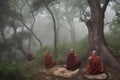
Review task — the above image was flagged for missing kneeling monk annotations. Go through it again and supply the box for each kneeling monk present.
[86,50,105,75]
[66,49,81,71]
[44,50,56,68]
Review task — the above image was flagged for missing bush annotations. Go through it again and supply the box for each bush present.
[0,62,25,80]
[105,33,120,55]
[75,36,88,57]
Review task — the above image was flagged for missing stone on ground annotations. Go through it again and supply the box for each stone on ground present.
[85,73,107,79]
[51,65,79,78]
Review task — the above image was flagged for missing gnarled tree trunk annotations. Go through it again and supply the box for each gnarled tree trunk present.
[86,0,120,70]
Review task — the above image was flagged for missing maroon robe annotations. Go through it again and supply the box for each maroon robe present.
[66,52,81,71]
[27,53,35,61]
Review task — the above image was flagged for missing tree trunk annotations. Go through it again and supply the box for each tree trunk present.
[26,0,36,52]
[52,6,61,45]
[16,0,42,48]
[56,26,60,45]
[86,0,120,70]
[0,28,5,41]
[28,37,32,52]
[70,23,76,44]
[17,38,28,56]
[42,0,58,58]
[65,7,77,44]
[0,52,1,62]
[21,21,42,48]
[65,14,76,44]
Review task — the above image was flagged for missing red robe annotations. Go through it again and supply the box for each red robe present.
[66,52,81,71]
[44,53,56,68]
[86,55,105,74]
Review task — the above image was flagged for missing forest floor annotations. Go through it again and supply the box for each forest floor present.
[29,57,120,80]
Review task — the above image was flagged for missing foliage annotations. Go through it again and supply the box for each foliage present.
[32,0,57,11]
[0,0,35,60]
[0,61,36,80]
[105,33,120,56]
[109,12,120,35]
[0,62,25,80]
[109,2,120,35]
[0,41,13,52]
[76,36,88,57]
[106,2,120,56]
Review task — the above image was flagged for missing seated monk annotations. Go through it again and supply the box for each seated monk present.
[44,50,56,68]
[66,48,81,71]
[27,52,35,61]
[86,50,105,75]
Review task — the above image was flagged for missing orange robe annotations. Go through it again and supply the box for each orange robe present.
[66,52,81,71]
[44,53,56,68]
[86,55,105,74]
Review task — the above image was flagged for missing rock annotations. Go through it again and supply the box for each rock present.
[85,73,107,79]
[45,76,52,80]
[40,65,80,78]
[52,66,79,78]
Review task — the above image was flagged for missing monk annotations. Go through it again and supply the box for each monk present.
[66,49,81,71]
[27,52,35,61]
[44,50,56,68]
[86,50,105,75]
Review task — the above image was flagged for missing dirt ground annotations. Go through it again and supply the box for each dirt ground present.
[33,57,120,80]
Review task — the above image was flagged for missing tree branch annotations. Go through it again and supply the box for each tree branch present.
[80,16,86,22]
[102,0,109,13]
[114,0,120,5]
[26,0,36,30]
[26,0,37,51]
[20,21,43,47]
[15,0,42,48]
[87,0,91,4]
[62,25,71,32]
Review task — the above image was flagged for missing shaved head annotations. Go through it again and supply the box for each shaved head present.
[92,50,97,55]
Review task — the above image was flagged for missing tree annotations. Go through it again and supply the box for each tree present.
[107,6,120,56]
[114,0,120,5]
[85,0,120,70]
[26,0,37,52]
[0,0,20,61]
[63,6,77,44]
[13,0,43,48]
[0,0,10,41]
[0,0,42,61]
[109,4,120,35]
[33,0,58,57]
[51,2,79,44]
[51,1,80,44]
[51,4,62,45]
